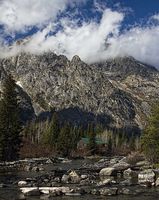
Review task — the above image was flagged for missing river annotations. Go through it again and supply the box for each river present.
[0,158,159,200]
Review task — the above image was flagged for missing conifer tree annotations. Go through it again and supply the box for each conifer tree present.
[107,137,112,155]
[0,74,22,161]
[57,122,72,157]
[87,123,97,154]
[141,103,159,163]
[43,112,60,149]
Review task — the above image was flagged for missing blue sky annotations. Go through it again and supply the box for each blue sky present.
[0,0,159,67]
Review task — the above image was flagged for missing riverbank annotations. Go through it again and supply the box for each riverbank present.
[1,155,159,199]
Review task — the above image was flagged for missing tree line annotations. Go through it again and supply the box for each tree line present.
[0,75,159,163]
[0,75,22,161]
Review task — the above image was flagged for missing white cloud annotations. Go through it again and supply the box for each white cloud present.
[18,9,124,63]
[0,0,78,32]
[0,2,159,69]
[152,14,159,21]
[107,26,159,67]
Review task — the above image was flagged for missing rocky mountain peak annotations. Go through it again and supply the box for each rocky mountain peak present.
[71,55,81,63]
[0,52,159,132]
[93,56,158,80]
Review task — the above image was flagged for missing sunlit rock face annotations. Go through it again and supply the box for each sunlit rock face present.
[0,53,159,131]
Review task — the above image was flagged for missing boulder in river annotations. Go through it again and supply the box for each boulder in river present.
[112,161,130,171]
[18,181,28,187]
[99,187,118,196]
[20,187,40,196]
[97,178,112,186]
[69,171,81,183]
[123,168,138,178]
[155,177,159,186]
[138,169,155,186]
[99,167,116,176]
[81,175,88,179]
[61,174,69,183]
[20,187,73,196]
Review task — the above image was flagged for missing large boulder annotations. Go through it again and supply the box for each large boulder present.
[39,187,72,194]
[69,171,81,183]
[97,178,112,186]
[136,161,151,169]
[80,178,91,186]
[119,188,137,195]
[112,161,130,171]
[20,187,40,196]
[99,167,116,176]
[155,177,159,186]
[123,168,138,178]
[18,181,28,187]
[138,169,155,186]
[99,187,118,196]
[61,174,69,183]
[21,187,73,196]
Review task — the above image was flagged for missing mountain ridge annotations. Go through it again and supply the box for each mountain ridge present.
[0,52,159,131]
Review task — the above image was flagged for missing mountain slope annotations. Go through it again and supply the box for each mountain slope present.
[0,53,159,130]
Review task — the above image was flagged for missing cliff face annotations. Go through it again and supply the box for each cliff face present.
[0,65,35,123]
[0,52,159,130]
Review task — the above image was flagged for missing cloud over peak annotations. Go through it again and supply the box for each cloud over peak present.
[0,0,159,68]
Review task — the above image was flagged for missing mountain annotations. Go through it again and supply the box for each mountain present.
[0,52,159,132]
[0,65,35,123]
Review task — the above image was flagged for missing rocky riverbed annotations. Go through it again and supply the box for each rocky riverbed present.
[1,156,159,200]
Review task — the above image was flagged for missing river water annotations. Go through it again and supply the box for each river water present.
[0,159,159,200]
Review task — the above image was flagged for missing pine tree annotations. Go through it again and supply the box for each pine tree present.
[0,74,22,161]
[87,123,97,154]
[141,103,159,163]
[57,122,72,157]
[107,137,112,155]
[43,112,60,149]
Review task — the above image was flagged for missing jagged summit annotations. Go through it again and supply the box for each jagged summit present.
[0,52,159,130]
[93,56,158,79]
[71,55,81,63]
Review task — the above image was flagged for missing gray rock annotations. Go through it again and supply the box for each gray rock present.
[65,193,81,196]
[110,157,122,165]
[20,187,40,196]
[38,186,72,195]
[138,169,155,186]
[112,161,130,171]
[45,159,53,164]
[81,175,88,179]
[18,181,28,187]
[32,166,40,172]
[69,171,81,183]
[155,177,159,186]
[97,178,112,186]
[99,187,118,196]
[54,177,60,183]
[99,167,116,176]
[80,178,91,186]
[136,161,151,168]
[39,167,45,171]
[120,179,134,186]
[24,165,32,171]
[91,189,100,195]
[119,188,137,195]
[123,168,138,177]
[61,174,69,183]
[43,179,49,183]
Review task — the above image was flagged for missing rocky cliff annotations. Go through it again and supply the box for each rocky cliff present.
[0,52,159,131]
